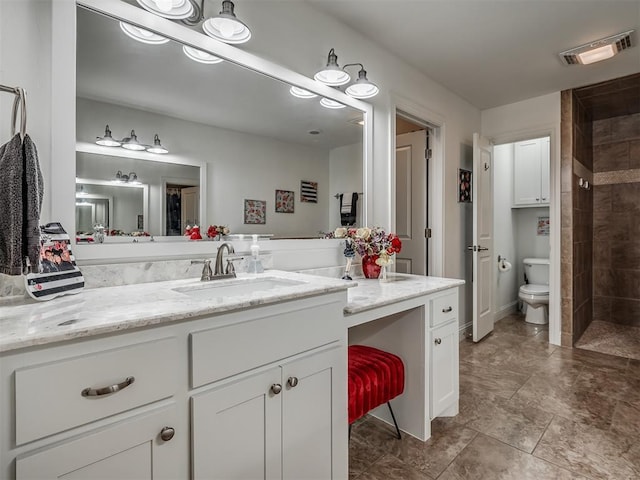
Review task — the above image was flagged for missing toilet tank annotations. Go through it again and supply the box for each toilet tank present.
[523,258,549,285]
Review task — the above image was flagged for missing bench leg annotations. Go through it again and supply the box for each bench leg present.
[387,402,401,440]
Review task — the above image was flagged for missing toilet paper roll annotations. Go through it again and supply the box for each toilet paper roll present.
[499,260,512,272]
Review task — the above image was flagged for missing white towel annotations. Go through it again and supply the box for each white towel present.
[340,192,354,214]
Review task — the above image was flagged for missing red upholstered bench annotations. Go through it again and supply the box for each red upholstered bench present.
[348,345,405,439]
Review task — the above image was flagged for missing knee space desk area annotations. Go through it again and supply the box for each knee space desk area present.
[0,269,463,479]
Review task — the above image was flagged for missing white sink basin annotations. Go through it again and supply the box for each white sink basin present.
[172,277,306,300]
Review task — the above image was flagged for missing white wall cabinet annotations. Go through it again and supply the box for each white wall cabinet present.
[513,137,550,207]
[192,347,342,480]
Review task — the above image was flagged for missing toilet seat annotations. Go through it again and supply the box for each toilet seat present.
[519,284,548,295]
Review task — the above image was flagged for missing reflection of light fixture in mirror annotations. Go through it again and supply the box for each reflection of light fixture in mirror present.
[202,0,251,44]
[348,117,365,126]
[115,171,141,184]
[320,98,346,109]
[559,30,634,65]
[344,64,379,99]
[183,45,224,64]
[119,21,170,45]
[146,134,169,154]
[314,48,351,86]
[137,0,194,19]
[121,130,147,151]
[95,125,121,147]
[289,86,318,99]
[76,201,91,207]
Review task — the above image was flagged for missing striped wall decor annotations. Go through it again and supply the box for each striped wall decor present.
[300,180,318,203]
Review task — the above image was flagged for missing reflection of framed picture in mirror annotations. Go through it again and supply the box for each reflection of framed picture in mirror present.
[275,190,294,213]
[137,215,144,230]
[300,180,318,203]
[244,199,266,224]
[458,169,472,203]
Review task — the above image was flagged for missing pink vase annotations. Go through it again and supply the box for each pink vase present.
[361,254,381,279]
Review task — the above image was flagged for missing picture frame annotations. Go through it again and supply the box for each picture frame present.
[275,189,294,213]
[300,180,318,203]
[244,199,266,224]
[458,169,472,203]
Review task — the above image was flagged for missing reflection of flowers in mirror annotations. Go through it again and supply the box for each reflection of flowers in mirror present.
[207,225,230,239]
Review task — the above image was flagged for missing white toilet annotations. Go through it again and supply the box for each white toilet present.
[518,258,549,325]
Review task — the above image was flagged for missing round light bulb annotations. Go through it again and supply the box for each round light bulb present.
[218,18,238,38]
[154,0,174,12]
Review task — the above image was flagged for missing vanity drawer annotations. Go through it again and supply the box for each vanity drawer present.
[190,300,342,388]
[430,291,458,327]
[15,337,178,445]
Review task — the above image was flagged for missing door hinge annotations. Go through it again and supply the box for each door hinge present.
[425,228,432,238]
[425,148,432,160]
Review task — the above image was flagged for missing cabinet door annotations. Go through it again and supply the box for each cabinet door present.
[540,137,550,204]
[513,140,542,205]
[16,405,181,479]
[430,321,459,419]
[281,347,346,480]
[191,368,282,480]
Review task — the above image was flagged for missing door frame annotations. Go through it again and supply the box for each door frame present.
[390,93,445,277]
[488,124,561,346]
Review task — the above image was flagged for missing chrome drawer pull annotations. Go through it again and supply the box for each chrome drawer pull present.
[287,377,299,388]
[160,426,175,442]
[442,306,453,313]
[81,376,135,397]
[271,383,282,395]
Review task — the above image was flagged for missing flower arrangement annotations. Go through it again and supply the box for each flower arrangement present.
[334,226,402,267]
[207,224,230,239]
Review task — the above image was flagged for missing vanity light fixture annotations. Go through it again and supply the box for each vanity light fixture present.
[183,45,224,64]
[114,171,141,184]
[137,0,194,19]
[95,125,121,147]
[202,0,251,44]
[343,64,379,99]
[289,86,318,99]
[95,126,170,155]
[119,21,170,45]
[146,134,169,154]
[314,48,351,86]
[121,130,147,151]
[319,98,346,109]
[559,30,634,65]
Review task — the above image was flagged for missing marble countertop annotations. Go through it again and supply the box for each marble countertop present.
[0,267,464,353]
[298,266,465,315]
[0,270,352,353]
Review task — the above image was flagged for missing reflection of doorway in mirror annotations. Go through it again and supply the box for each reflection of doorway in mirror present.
[166,184,199,235]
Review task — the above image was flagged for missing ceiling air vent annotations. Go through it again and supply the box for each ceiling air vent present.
[559,30,635,65]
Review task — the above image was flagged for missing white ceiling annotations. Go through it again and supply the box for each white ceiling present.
[305,0,640,109]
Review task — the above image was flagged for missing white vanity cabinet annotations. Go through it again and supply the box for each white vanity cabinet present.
[429,290,459,419]
[513,137,550,207]
[192,346,343,480]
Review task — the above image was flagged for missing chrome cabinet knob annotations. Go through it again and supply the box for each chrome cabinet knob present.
[434,338,442,345]
[287,377,299,388]
[271,383,282,394]
[160,426,175,442]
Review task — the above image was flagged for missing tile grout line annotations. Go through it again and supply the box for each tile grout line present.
[433,429,480,479]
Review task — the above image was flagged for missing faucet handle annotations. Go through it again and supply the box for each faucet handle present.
[201,259,213,281]
[225,257,244,275]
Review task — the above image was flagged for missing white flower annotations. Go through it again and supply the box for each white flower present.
[334,227,347,238]
[222,227,230,235]
[375,251,394,266]
[355,227,371,240]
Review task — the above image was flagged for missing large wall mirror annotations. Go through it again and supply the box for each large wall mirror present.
[75,2,368,244]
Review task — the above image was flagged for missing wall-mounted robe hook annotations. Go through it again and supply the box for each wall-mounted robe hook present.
[578,178,590,190]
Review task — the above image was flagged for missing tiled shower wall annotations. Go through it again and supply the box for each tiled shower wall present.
[560,91,594,347]
[592,113,640,327]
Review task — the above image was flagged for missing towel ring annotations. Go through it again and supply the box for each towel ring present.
[10,87,27,140]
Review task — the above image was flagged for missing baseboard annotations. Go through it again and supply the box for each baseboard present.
[495,301,519,321]
[459,322,472,342]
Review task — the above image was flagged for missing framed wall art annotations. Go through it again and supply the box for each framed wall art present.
[458,169,472,203]
[244,199,266,224]
[275,189,294,213]
[300,180,318,203]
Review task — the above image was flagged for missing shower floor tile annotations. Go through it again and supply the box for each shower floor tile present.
[575,321,640,361]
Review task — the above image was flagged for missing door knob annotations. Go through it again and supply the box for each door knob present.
[287,377,299,388]
[160,426,175,441]
[271,383,282,394]
[467,245,476,252]
[477,246,489,251]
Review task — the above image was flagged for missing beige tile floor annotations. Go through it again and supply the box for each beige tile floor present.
[349,314,640,480]
[575,320,640,361]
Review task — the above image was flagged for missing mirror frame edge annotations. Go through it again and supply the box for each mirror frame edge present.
[53,0,372,263]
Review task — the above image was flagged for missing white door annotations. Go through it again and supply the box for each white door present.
[471,133,494,342]
[395,131,427,274]
[181,186,199,229]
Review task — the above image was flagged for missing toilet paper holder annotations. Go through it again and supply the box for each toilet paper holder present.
[497,255,512,272]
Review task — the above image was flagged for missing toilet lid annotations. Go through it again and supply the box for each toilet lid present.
[520,284,549,295]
